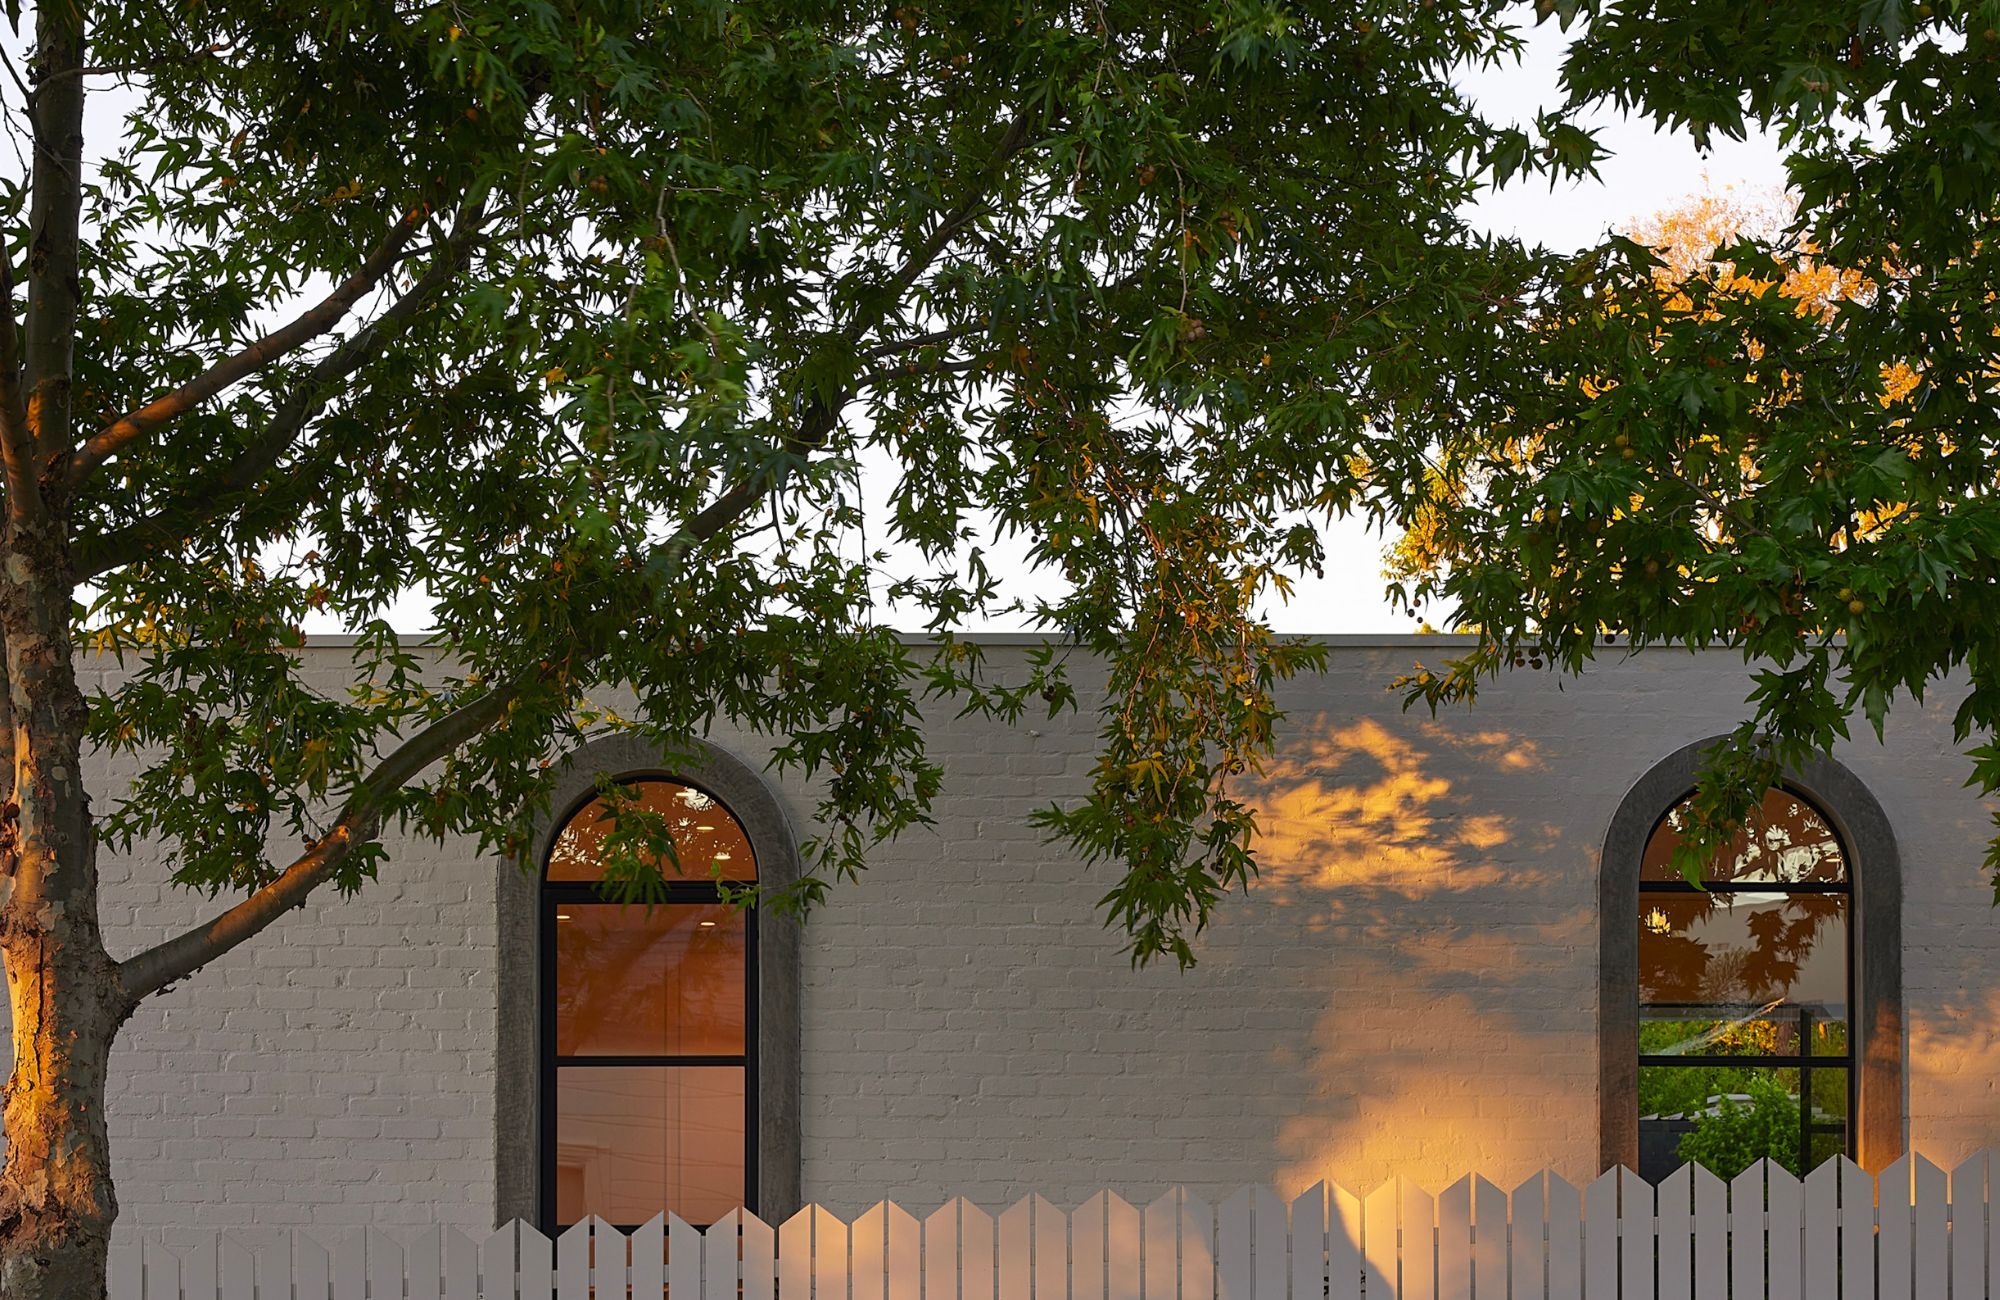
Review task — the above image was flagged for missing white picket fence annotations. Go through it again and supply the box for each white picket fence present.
[112,1153,2000,1299]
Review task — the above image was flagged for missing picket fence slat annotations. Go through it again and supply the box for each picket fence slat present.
[743,1208,777,1300]
[1071,1193,1105,1300]
[1328,1182,1362,1300]
[1692,1164,1727,1300]
[887,1201,921,1300]
[1289,1183,1327,1300]
[478,1224,512,1296]
[1583,1168,1617,1298]
[300,1233,334,1300]
[780,1206,812,1300]
[1037,1194,1069,1300]
[698,1210,732,1300]
[1471,1176,1506,1299]
[1437,1176,1470,1300]
[854,1202,888,1300]
[1104,1193,1140,1300]
[220,1234,254,1300]
[1731,1162,1765,1300]
[1657,1163,1692,1299]
[1509,1174,1545,1300]
[331,1233,363,1300]
[1952,1152,1986,1300]
[1883,1155,1915,1300]
[1000,1196,1033,1300]
[105,1158,2000,1300]
[1622,1166,1655,1300]
[440,1224,474,1296]
[1143,1191,1177,1300]
[109,1237,141,1300]
[1546,1173,1581,1300]
[1917,1156,1949,1300]
[1361,1180,1397,1299]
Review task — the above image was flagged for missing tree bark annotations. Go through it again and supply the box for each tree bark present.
[0,527,125,1299]
[0,4,129,1295]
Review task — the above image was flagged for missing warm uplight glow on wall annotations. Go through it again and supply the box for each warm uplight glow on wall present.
[1225,713,1593,1195]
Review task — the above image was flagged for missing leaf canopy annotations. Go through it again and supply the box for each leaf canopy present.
[1394,1,2000,887]
[4,0,1573,965]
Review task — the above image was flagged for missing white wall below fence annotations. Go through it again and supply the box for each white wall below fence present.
[112,1156,2000,1300]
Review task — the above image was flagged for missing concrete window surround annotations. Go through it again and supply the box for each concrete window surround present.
[1598,737,1906,1174]
[495,735,804,1226]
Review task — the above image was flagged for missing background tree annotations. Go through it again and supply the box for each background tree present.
[0,0,1575,1292]
[1395,0,2000,876]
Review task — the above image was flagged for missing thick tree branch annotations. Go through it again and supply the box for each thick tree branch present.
[70,204,431,486]
[116,683,518,1002]
[75,228,481,579]
[15,2,87,524]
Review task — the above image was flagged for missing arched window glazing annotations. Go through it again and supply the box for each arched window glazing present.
[1636,787,1852,1180]
[540,779,758,1228]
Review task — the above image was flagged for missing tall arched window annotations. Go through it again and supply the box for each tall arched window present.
[1636,787,1851,1180]
[540,778,758,1229]
[1600,740,1903,1179]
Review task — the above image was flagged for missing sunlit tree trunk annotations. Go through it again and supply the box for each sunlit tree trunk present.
[0,3,128,1294]
[0,535,126,1298]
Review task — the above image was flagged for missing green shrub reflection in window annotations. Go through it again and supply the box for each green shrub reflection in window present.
[1672,1076,1802,1178]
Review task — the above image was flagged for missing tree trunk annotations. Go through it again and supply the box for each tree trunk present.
[0,0,126,1288]
[0,510,123,1300]
[0,526,125,1300]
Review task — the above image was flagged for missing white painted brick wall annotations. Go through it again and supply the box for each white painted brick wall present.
[5,640,1995,1237]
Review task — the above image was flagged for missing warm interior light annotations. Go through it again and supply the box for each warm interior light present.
[1643,906,1671,935]
[712,852,731,861]
[556,912,573,921]
[699,920,717,928]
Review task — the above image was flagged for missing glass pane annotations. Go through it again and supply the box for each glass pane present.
[555,902,746,1056]
[1638,892,1847,1052]
[555,1066,745,1226]
[548,780,757,882]
[1642,787,1846,884]
[1640,1006,1848,1058]
[1638,1063,1847,1182]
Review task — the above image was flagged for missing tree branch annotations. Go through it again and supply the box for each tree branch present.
[74,226,482,580]
[859,323,985,359]
[70,203,431,487]
[15,2,87,525]
[0,245,29,510]
[116,682,520,1003]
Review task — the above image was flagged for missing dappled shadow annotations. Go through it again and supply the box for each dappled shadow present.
[1227,714,1600,1194]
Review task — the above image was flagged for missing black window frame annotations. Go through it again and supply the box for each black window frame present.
[1636,785,1856,1176]
[536,776,760,1233]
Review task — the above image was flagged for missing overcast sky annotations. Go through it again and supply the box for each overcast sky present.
[6,11,1790,637]
[913,17,1792,636]
[1276,18,1788,633]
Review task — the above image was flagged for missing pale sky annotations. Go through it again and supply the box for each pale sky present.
[1273,17,1788,634]
[5,10,1790,637]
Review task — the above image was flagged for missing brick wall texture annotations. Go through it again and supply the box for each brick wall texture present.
[8,639,1996,1240]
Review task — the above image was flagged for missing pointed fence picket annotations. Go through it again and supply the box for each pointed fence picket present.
[108,1155,2000,1299]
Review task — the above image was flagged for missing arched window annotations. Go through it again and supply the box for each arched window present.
[1600,741,1903,1179]
[1636,787,1851,1180]
[540,778,758,1229]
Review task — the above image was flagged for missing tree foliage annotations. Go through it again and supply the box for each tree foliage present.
[1394,0,2000,883]
[2,0,1568,983]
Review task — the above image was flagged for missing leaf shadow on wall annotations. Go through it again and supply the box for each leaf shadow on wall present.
[1224,715,1598,1197]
